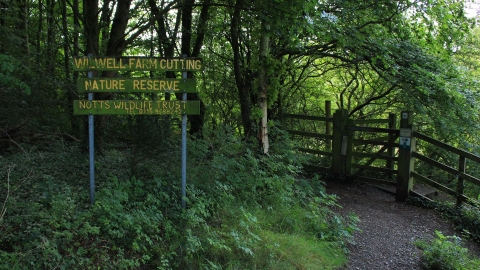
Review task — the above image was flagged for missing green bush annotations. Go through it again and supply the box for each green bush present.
[0,130,356,269]
[416,231,480,270]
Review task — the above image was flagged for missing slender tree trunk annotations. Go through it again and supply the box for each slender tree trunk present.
[231,0,253,137]
[46,0,56,75]
[94,0,130,153]
[62,0,70,81]
[258,19,269,154]
[83,0,99,150]
[36,0,43,63]
[179,0,207,137]
[18,0,29,60]
[149,0,177,101]
[71,0,81,138]
[84,0,99,55]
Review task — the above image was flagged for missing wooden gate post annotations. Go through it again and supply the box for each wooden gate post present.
[332,109,348,179]
[396,111,415,202]
[325,101,332,151]
[387,113,397,179]
[281,108,287,128]
[457,156,466,206]
[345,118,354,178]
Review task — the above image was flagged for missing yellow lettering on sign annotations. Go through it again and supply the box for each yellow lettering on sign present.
[113,101,122,109]
[79,100,88,109]
[194,60,202,70]
[95,58,106,68]
[119,59,126,69]
[133,80,140,89]
[74,58,88,69]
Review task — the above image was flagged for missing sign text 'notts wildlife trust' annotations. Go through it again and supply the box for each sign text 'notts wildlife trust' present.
[73,100,200,115]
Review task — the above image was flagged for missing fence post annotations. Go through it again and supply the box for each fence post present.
[281,108,287,128]
[345,118,354,178]
[332,108,348,179]
[387,113,397,179]
[457,156,466,206]
[325,100,332,151]
[396,111,415,202]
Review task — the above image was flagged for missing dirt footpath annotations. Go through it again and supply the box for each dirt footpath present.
[325,180,480,270]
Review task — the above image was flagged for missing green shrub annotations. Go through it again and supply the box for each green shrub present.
[0,130,356,269]
[416,231,480,270]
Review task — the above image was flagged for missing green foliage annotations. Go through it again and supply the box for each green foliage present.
[0,54,30,95]
[415,231,480,270]
[0,131,355,269]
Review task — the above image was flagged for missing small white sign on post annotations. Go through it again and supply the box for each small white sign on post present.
[400,128,412,137]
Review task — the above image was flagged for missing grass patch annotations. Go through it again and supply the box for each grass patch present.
[258,230,347,269]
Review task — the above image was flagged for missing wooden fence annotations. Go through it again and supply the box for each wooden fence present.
[281,105,480,206]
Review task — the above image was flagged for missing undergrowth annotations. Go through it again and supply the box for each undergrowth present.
[416,231,480,270]
[0,127,358,269]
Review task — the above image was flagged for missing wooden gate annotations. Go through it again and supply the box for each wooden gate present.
[282,106,480,205]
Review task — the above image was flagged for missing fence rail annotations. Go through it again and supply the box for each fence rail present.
[281,105,480,207]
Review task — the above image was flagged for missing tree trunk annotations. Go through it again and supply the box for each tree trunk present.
[36,0,43,63]
[83,0,99,151]
[179,0,207,137]
[231,0,253,137]
[46,0,56,75]
[258,19,269,154]
[71,0,81,138]
[18,0,29,59]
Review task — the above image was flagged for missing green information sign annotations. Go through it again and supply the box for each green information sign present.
[73,56,202,71]
[73,100,200,115]
[77,78,197,93]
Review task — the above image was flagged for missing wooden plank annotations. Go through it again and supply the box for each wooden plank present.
[458,156,466,206]
[353,133,399,177]
[387,113,397,178]
[352,119,390,125]
[413,152,480,187]
[349,126,399,134]
[73,100,200,115]
[302,164,330,172]
[77,78,197,93]
[411,171,457,197]
[352,164,397,174]
[353,138,397,147]
[414,131,480,164]
[287,130,332,140]
[353,152,397,162]
[332,109,348,178]
[413,152,460,174]
[346,119,354,175]
[73,56,202,71]
[410,190,434,202]
[284,113,332,122]
[355,177,396,186]
[297,148,332,157]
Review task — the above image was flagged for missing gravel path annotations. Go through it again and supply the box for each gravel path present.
[325,180,480,270]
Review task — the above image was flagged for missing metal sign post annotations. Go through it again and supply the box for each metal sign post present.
[73,56,201,206]
[88,68,95,204]
[181,68,187,209]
